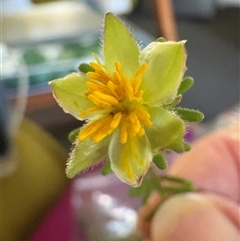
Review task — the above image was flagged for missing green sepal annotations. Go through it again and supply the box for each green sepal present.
[68,127,82,143]
[101,160,112,176]
[78,63,95,73]
[153,153,168,170]
[177,76,194,95]
[174,107,204,122]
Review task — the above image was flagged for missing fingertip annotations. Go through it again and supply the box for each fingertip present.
[151,193,239,241]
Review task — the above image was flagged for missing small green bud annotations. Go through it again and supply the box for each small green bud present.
[178,76,194,95]
[174,107,204,122]
[68,127,81,142]
[78,63,95,73]
[153,154,168,170]
[156,37,167,42]
[183,141,191,151]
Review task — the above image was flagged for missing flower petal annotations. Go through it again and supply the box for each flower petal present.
[66,136,110,178]
[103,13,140,77]
[146,107,186,152]
[49,73,93,120]
[140,41,186,106]
[108,129,152,187]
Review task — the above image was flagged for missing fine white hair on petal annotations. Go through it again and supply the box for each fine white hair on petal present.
[99,19,105,60]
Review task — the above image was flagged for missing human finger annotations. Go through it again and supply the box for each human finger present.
[169,124,240,202]
[151,193,239,241]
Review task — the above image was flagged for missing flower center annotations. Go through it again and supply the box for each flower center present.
[78,61,152,144]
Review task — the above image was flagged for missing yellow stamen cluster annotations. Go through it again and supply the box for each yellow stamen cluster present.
[78,61,152,144]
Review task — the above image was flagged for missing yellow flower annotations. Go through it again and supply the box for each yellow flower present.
[49,13,188,186]
[79,61,151,144]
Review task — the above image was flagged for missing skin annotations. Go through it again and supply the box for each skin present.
[137,124,240,241]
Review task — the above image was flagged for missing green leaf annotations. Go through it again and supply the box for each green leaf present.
[159,175,195,192]
[141,172,195,219]
[153,154,168,170]
[49,73,93,120]
[128,178,147,197]
[66,137,109,178]
[78,63,95,73]
[174,107,204,122]
[128,178,151,203]
[177,76,194,95]
[140,41,186,106]
[129,168,195,205]
[103,13,140,77]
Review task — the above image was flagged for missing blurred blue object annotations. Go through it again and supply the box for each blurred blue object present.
[1,0,33,14]
[173,0,216,19]
[0,84,10,157]
[86,0,134,15]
